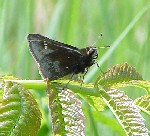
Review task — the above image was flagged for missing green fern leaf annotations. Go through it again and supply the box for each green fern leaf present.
[96,63,143,87]
[47,83,85,136]
[125,80,150,93]
[96,86,148,136]
[0,81,42,136]
[83,95,105,111]
[134,94,150,116]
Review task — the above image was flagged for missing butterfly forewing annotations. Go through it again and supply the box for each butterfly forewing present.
[28,34,86,80]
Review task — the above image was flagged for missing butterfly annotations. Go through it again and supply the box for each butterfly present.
[27,34,98,80]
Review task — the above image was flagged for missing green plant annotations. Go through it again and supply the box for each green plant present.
[0,63,149,136]
[1,1,150,136]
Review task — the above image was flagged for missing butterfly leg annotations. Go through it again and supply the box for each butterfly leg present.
[65,72,75,88]
[95,62,104,73]
[79,68,89,87]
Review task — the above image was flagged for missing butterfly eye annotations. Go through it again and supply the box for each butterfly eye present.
[93,52,98,59]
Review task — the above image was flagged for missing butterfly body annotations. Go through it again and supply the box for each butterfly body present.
[27,34,98,80]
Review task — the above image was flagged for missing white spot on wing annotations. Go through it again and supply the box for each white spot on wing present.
[44,46,47,49]
[44,39,48,49]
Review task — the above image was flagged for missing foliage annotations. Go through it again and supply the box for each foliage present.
[0,81,41,136]
[0,63,150,135]
[0,0,150,136]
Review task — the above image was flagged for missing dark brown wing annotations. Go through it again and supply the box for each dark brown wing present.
[27,34,84,80]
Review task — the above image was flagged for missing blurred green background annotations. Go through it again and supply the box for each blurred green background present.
[0,0,150,136]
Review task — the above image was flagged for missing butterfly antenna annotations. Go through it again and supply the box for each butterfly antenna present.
[92,33,103,47]
[98,45,110,49]
[92,33,110,48]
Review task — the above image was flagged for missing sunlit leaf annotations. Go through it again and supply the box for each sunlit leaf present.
[96,63,142,87]
[135,94,150,116]
[0,81,42,136]
[47,83,85,136]
[96,86,148,136]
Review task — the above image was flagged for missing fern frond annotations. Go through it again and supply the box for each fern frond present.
[0,81,42,136]
[96,86,148,136]
[47,83,85,136]
[135,94,150,116]
[96,63,142,87]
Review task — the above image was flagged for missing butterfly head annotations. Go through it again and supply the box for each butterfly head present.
[87,47,98,60]
[81,46,98,68]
